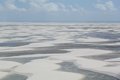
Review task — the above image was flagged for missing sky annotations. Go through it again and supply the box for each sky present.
[0,0,120,22]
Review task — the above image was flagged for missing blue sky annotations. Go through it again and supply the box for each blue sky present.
[0,0,120,22]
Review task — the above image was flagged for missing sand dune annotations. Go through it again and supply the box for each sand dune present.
[0,23,120,80]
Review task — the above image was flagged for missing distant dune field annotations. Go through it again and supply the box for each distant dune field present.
[0,23,120,80]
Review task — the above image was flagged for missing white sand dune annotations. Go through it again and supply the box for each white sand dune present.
[77,37,109,42]
[0,47,32,52]
[0,41,54,52]
[15,59,62,73]
[99,42,120,46]
[27,71,84,80]
[22,42,54,48]
[0,72,9,79]
[67,49,112,56]
[14,48,119,80]
[74,58,120,78]
[48,49,112,61]
[15,59,84,80]
[105,58,120,62]
[0,23,120,80]
[0,61,21,70]
[0,61,22,79]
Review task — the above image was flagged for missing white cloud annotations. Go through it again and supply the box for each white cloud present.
[0,0,26,11]
[0,0,84,13]
[29,0,60,12]
[44,3,59,12]
[0,5,4,11]
[96,1,117,11]
[4,0,17,10]
[70,6,79,12]
[105,1,117,11]
[96,4,106,11]
[68,5,86,15]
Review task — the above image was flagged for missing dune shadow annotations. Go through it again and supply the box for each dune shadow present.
[57,62,119,80]
[82,53,120,61]
[1,74,27,80]
[0,48,69,57]
[1,56,48,64]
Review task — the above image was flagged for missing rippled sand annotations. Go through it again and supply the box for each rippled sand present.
[0,23,120,80]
